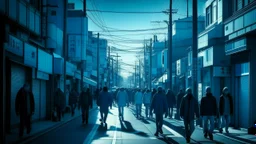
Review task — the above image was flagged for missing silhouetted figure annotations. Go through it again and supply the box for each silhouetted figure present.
[15,83,35,137]
[200,86,217,140]
[79,87,93,124]
[219,87,233,134]
[166,89,176,119]
[69,88,78,116]
[180,88,199,143]
[98,87,112,126]
[143,89,152,119]
[135,89,143,119]
[116,88,129,121]
[55,88,65,121]
[150,87,168,137]
[176,89,185,119]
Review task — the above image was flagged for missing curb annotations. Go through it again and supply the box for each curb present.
[12,107,98,144]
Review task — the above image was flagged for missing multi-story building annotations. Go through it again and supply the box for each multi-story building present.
[223,0,256,129]
[196,0,231,104]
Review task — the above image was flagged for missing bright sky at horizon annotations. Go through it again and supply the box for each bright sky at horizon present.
[69,0,206,78]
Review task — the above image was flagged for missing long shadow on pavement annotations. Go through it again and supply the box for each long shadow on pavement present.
[118,120,149,137]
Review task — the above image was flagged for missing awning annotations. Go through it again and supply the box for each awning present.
[84,77,97,87]
[66,62,77,76]
[53,53,64,75]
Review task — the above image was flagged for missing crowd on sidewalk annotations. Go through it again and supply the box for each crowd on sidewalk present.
[14,82,256,144]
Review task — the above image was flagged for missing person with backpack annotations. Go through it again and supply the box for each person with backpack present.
[79,87,93,124]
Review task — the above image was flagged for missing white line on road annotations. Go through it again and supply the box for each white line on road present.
[112,116,119,144]
[83,123,99,144]
[163,125,183,137]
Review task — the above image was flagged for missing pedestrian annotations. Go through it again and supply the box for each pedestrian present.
[54,88,65,121]
[166,89,176,119]
[176,89,185,119]
[79,87,93,124]
[15,83,35,137]
[98,87,112,126]
[200,86,218,140]
[180,88,200,143]
[65,87,70,113]
[150,86,168,136]
[116,88,129,121]
[219,87,233,134]
[143,89,152,119]
[69,88,78,116]
[135,89,143,119]
[108,90,114,109]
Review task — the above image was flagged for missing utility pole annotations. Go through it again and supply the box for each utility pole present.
[97,33,100,89]
[108,46,110,88]
[168,0,173,90]
[63,0,67,93]
[112,58,114,88]
[80,0,87,90]
[149,38,152,90]
[139,58,141,89]
[187,0,189,17]
[135,62,137,88]
[192,0,198,100]
[144,40,146,89]
[116,53,119,87]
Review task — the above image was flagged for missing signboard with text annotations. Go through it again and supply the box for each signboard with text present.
[68,35,86,61]
[24,43,37,68]
[6,35,24,56]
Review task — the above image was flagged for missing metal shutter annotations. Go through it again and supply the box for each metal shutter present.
[40,80,47,119]
[239,75,249,128]
[32,79,40,121]
[11,64,26,125]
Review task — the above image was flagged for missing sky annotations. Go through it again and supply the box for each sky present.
[69,0,206,78]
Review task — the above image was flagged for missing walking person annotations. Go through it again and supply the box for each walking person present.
[180,88,200,143]
[150,87,168,136]
[98,87,112,126]
[143,89,152,119]
[135,89,143,119]
[200,86,218,140]
[69,88,79,116]
[166,89,176,119]
[176,89,185,120]
[116,88,129,121]
[219,87,233,134]
[79,87,93,124]
[54,88,65,121]
[15,83,35,137]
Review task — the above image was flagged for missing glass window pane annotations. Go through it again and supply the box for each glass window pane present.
[19,2,27,26]
[237,0,243,10]
[35,13,41,34]
[29,9,35,31]
[9,0,17,20]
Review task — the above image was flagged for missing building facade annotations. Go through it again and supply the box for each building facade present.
[223,0,256,129]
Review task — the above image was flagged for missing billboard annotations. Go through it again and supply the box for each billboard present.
[68,34,86,61]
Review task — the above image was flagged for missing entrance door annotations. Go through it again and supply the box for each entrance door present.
[238,75,249,128]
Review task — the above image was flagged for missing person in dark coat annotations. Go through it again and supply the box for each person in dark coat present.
[180,88,199,143]
[150,87,168,137]
[54,88,65,121]
[79,87,93,124]
[98,87,112,126]
[176,89,185,119]
[15,83,35,137]
[200,86,217,140]
[69,88,78,116]
[219,87,233,134]
[166,89,176,119]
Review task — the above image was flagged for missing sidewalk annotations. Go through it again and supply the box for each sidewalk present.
[6,101,98,144]
[129,104,255,144]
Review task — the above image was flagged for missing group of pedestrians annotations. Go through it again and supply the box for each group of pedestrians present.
[179,86,233,143]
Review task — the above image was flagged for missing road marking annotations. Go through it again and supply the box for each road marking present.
[163,125,183,137]
[112,116,119,144]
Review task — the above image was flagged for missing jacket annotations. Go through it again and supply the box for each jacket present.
[143,92,152,104]
[79,91,93,109]
[180,94,199,121]
[69,91,78,105]
[134,92,143,104]
[150,92,168,115]
[55,89,66,110]
[98,91,112,113]
[166,91,176,107]
[177,92,185,107]
[219,94,233,115]
[15,88,35,116]
[200,93,217,116]
[116,90,128,107]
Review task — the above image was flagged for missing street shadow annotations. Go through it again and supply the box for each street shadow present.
[117,120,149,137]
[140,118,150,124]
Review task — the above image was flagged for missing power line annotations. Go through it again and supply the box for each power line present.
[87,9,170,14]
[92,27,168,32]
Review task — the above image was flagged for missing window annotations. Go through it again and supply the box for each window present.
[68,3,75,10]
[237,0,243,10]
[212,1,217,22]
[206,6,212,26]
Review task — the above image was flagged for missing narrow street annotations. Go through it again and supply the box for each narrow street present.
[24,105,251,144]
